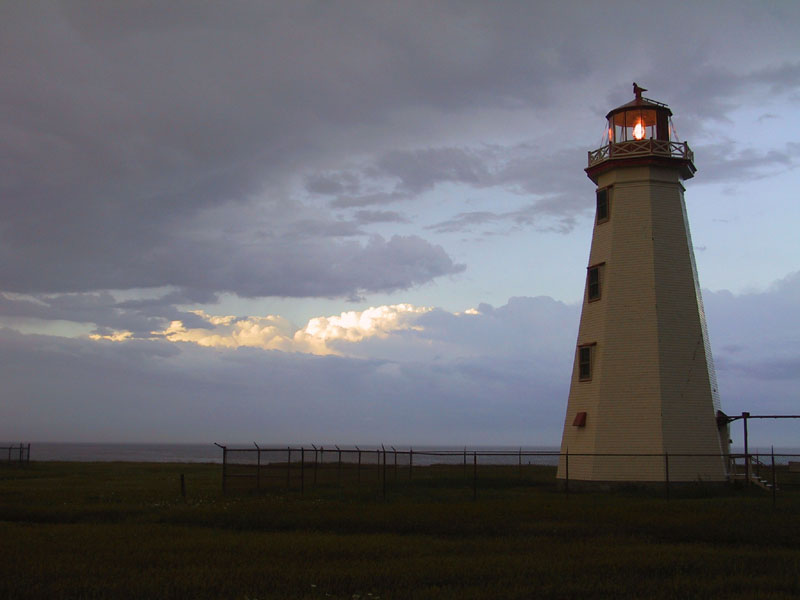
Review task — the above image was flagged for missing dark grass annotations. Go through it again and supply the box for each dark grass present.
[2,462,800,599]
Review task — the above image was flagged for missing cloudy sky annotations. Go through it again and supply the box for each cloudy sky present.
[2,1,799,447]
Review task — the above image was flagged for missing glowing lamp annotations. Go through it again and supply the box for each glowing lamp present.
[632,122,645,140]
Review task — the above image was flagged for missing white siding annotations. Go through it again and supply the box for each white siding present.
[557,165,726,482]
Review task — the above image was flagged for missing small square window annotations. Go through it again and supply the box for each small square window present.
[578,345,594,381]
[596,188,610,223]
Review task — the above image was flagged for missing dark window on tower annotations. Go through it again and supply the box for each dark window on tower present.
[596,187,610,223]
[578,344,594,381]
[587,263,604,302]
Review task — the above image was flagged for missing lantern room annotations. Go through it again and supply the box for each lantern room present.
[587,83,695,182]
[605,83,674,143]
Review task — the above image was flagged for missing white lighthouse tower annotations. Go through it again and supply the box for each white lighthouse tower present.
[557,85,729,486]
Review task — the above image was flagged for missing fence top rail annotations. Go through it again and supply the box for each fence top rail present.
[218,447,800,459]
[222,446,567,455]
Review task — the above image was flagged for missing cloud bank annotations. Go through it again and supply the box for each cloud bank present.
[3,277,799,446]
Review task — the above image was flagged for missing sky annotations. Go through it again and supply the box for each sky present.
[2,1,799,448]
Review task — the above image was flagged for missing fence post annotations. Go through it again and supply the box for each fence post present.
[301,447,305,495]
[409,447,413,481]
[357,446,361,485]
[743,411,750,486]
[180,473,186,499]
[254,442,261,490]
[392,446,397,480]
[518,447,522,478]
[771,446,777,509]
[565,448,569,496]
[382,445,387,500]
[664,453,670,501]
[336,445,342,487]
[216,443,227,495]
[311,444,318,487]
[286,447,291,490]
[463,447,467,479]
[472,451,477,500]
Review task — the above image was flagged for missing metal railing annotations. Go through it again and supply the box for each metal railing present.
[588,139,693,167]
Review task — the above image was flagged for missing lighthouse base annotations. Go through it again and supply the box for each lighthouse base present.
[555,478,731,494]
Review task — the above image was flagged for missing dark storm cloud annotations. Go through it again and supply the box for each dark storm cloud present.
[8,1,548,297]
[4,1,798,302]
[317,144,591,235]
[704,271,800,414]
[693,143,800,185]
[375,148,493,194]
[0,290,210,335]
[353,210,409,225]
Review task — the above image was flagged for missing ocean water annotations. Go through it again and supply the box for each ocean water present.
[19,443,223,464]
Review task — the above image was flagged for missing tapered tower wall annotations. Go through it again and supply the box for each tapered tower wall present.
[558,164,726,483]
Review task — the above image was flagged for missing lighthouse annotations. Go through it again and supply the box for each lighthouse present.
[557,85,729,486]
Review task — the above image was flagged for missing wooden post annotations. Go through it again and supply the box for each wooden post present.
[664,453,670,500]
[565,449,569,496]
[518,447,522,478]
[409,447,413,480]
[301,447,305,495]
[357,446,361,485]
[463,447,467,479]
[743,411,750,486]
[180,473,186,499]
[392,446,397,481]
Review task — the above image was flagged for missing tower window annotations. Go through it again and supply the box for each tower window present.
[596,187,611,223]
[587,263,604,302]
[578,344,595,381]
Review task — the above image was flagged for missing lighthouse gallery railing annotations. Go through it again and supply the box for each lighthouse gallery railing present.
[588,139,693,167]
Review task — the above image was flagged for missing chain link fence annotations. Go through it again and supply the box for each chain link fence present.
[1,444,31,465]
[216,444,800,499]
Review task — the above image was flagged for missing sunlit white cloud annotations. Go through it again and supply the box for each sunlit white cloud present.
[149,304,434,356]
[156,311,295,351]
[89,330,133,342]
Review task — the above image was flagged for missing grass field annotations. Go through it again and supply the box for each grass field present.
[1,461,799,599]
